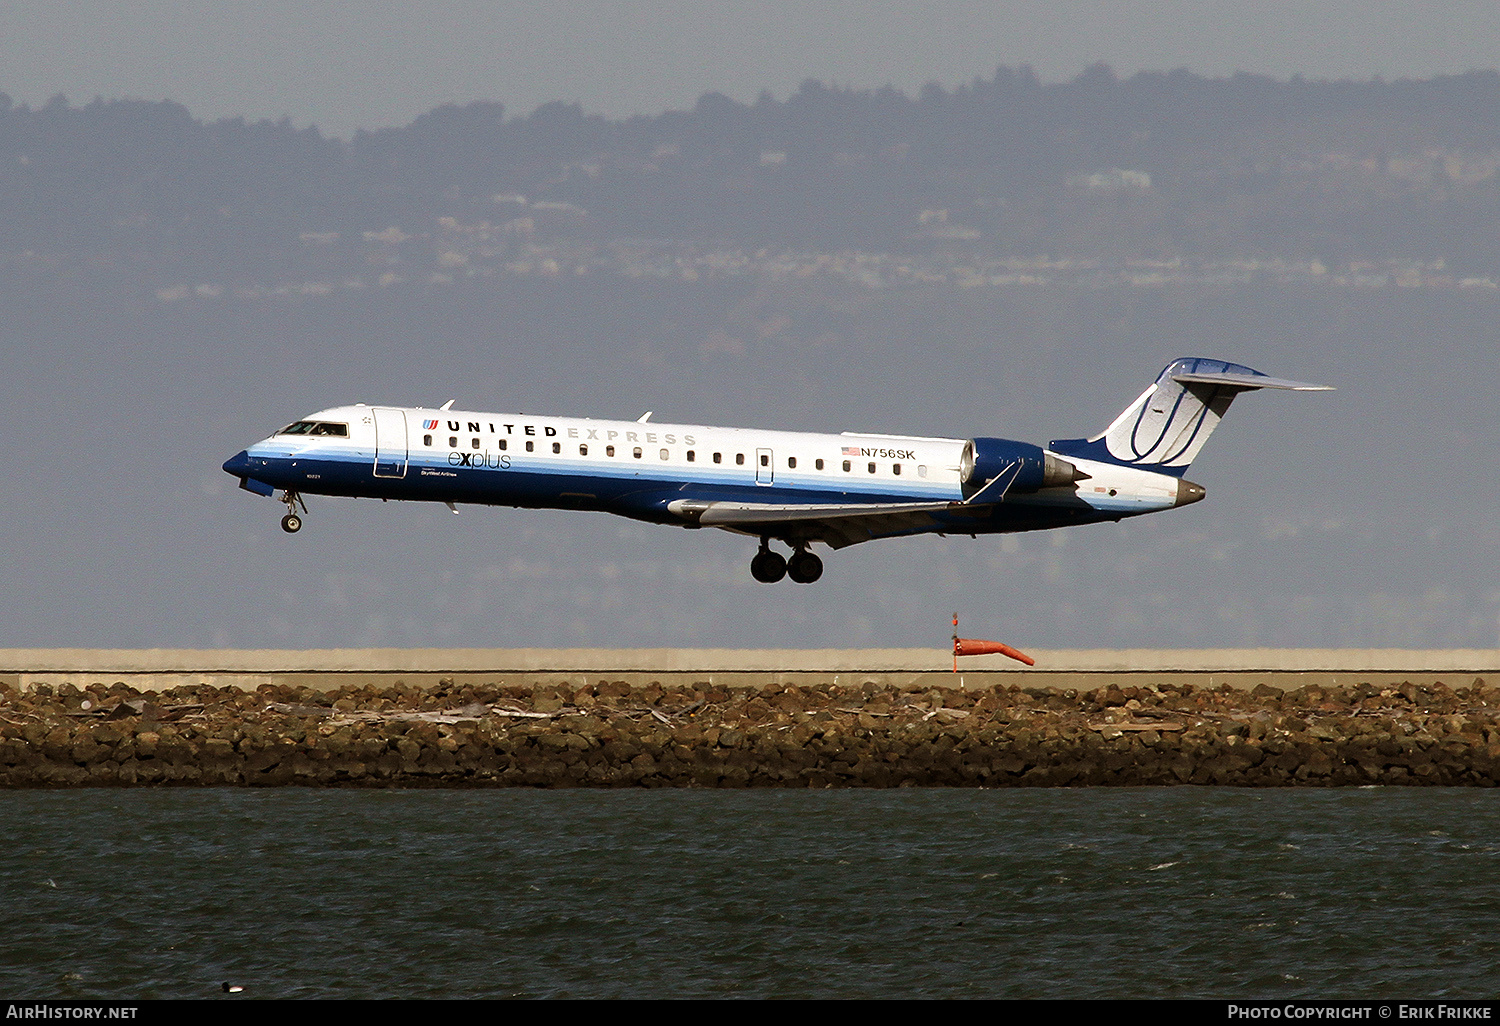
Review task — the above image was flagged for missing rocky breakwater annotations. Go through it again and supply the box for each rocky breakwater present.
[2,677,1500,787]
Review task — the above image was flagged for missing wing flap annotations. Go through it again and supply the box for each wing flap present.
[814,511,946,548]
[666,498,959,549]
[670,499,953,525]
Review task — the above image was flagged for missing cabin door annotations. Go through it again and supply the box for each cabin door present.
[755,447,774,485]
[372,408,408,478]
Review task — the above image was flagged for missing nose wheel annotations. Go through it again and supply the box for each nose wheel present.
[279,490,307,534]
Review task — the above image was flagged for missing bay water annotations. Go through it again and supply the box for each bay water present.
[1,788,1496,999]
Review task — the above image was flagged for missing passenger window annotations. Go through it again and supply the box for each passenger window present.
[815,459,824,470]
[526,441,534,452]
[580,444,588,456]
[449,436,458,448]
[736,454,745,466]
[787,457,797,469]
[868,463,876,474]
[842,460,851,472]
[760,454,769,467]
[471,438,481,449]
[552,442,561,454]
[423,434,432,446]
[606,445,616,457]
[713,453,722,464]
[660,449,669,460]
[918,465,927,477]
[498,439,507,451]
[687,451,695,462]
[633,447,642,459]
[893,464,901,475]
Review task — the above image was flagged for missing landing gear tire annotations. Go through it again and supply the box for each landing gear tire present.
[278,490,307,534]
[750,550,787,583]
[787,550,823,584]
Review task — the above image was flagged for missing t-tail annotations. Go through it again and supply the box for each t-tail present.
[1049,358,1332,477]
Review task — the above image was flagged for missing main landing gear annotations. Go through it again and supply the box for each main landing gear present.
[750,538,823,584]
[750,544,785,583]
[279,490,307,534]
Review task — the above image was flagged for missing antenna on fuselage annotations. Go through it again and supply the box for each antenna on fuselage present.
[637,411,653,423]
[439,399,456,410]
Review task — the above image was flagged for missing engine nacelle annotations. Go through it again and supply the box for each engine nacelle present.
[960,438,1085,497]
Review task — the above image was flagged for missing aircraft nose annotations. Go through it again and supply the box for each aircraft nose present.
[222,450,251,477]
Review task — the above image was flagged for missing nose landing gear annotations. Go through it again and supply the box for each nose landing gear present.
[750,539,823,584]
[279,490,307,534]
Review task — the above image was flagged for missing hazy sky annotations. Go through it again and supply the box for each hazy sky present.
[4,2,1500,137]
[3,2,1500,653]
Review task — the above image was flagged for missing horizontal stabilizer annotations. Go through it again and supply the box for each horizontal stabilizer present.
[1171,370,1333,392]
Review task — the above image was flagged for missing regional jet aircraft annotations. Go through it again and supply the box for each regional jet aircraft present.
[222,358,1329,584]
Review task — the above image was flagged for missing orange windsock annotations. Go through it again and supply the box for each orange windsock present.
[953,637,1036,666]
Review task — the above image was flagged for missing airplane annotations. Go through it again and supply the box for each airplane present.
[222,357,1330,584]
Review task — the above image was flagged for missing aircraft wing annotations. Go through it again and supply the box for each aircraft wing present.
[666,498,969,549]
[663,459,1025,548]
[676,499,954,525]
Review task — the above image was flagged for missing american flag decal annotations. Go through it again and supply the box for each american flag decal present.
[842,446,860,456]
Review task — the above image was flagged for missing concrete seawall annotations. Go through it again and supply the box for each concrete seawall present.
[3,648,1499,694]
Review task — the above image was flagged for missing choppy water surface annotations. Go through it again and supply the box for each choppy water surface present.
[2,788,1497,999]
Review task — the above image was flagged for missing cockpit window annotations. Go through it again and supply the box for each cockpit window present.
[279,421,348,437]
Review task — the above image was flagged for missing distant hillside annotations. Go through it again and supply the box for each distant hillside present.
[6,66,1500,289]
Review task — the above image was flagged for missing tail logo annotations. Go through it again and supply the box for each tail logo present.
[1051,358,1330,477]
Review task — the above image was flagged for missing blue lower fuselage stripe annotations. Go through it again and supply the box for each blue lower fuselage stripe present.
[239,446,1123,534]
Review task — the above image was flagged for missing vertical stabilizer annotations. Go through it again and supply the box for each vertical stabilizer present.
[1048,358,1331,477]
